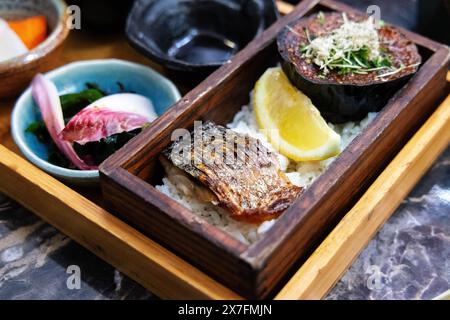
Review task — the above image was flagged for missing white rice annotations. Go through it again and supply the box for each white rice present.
[156,104,377,245]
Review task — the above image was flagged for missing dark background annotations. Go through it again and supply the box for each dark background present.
[69,0,450,45]
[287,0,450,45]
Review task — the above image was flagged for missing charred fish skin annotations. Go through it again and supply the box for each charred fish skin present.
[162,122,303,223]
[159,155,218,204]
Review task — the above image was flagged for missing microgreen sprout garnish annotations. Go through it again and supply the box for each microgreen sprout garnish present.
[317,11,326,25]
[376,62,421,79]
[304,27,312,43]
[298,13,416,77]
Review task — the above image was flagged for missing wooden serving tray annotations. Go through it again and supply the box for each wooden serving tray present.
[1,79,449,300]
[0,1,449,300]
[99,0,450,298]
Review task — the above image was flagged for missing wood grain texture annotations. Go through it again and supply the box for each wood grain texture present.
[0,5,70,98]
[0,0,298,300]
[0,144,241,300]
[100,0,450,299]
[100,0,325,298]
[0,85,448,300]
[276,85,450,300]
[0,5,243,300]
[100,0,323,174]
[0,0,449,301]
[0,30,166,140]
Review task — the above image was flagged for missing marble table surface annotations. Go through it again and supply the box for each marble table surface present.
[0,145,448,300]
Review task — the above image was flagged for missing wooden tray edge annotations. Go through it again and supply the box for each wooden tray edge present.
[0,146,242,300]
[275,74,450,300]
[99,0,449,299]
[1,78,448,300]
[0,0,447,299]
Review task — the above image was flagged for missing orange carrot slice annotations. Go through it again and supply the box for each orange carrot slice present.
[7,16,47,50]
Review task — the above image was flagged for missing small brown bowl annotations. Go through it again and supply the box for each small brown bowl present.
[0,0,70,98]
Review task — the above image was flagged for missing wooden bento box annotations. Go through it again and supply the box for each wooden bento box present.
[99,0,450,299]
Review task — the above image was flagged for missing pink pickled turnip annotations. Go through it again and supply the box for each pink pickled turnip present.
[31,74,95,170]
[60,93,157,145]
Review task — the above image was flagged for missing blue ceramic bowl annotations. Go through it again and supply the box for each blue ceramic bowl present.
[11,59,181,186]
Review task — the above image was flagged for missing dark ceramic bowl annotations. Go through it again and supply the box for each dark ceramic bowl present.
[126,0,279,73]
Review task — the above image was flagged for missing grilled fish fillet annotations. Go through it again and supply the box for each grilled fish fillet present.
[161,122,302,223]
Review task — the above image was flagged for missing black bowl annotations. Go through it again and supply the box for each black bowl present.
[125,0,278,74]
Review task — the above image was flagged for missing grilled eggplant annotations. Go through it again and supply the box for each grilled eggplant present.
[277,12,421,123]
[161,122,302,223]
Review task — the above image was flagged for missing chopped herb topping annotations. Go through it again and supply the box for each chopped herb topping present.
[299,13,419,78]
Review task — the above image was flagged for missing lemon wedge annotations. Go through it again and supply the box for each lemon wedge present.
[253,67,341,161]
